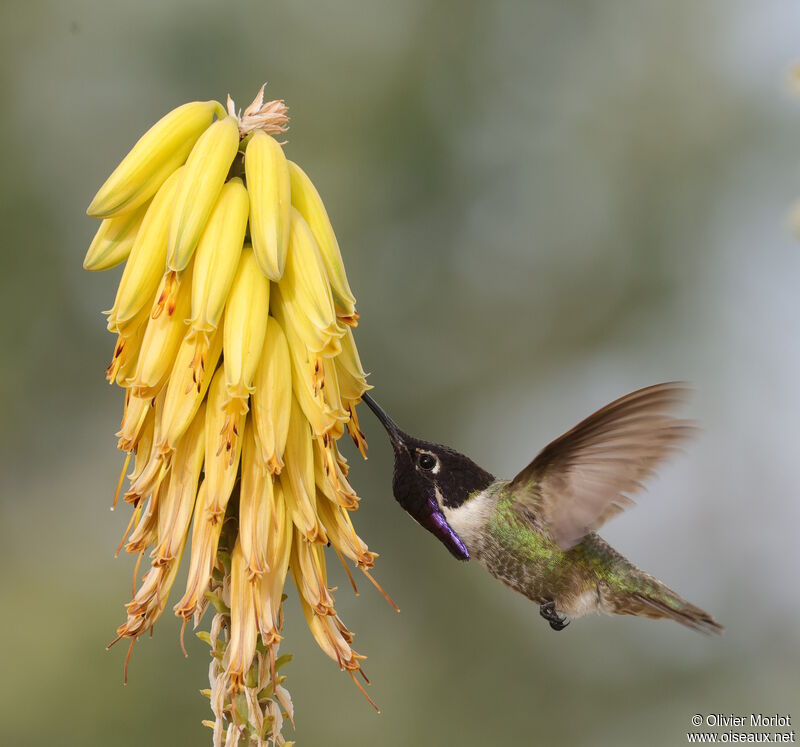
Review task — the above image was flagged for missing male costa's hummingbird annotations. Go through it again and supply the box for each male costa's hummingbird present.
[361,383,722,634]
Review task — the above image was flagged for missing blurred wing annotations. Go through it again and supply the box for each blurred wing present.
[509,383,694,551]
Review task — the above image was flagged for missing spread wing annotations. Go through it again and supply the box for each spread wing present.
[509,382,694,551]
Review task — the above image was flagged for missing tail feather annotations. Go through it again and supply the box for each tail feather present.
[629,589,724,635]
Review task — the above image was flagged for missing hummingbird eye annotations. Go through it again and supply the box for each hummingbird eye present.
[418,452,437,471]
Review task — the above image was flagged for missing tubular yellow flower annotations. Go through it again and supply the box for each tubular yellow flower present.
[288,160,358,321]
[154,402,206,565]
[107,166,184,327]
[290,528,334,616]
[316,494,376,570]
[239,419,273,579]
[188,176,248,378]
[271,288,348,437]
[226,539,259,691]
[279,396,327,542]
[336,326,370,403]
[321,357,347,430]
[87,86,388,742]
[125,475,164,555]
[204,367,245,520]
[114,534,187,642]
[254,481,292,647]
[174,480,222,620]
[106,302,151,386]
[278,208,344,354]
[314,436,360,510]
[168,115,240,271]
[336,328,371,456]
[127,406,155,485]
[245,129,291,280]
[160,323,223,450]
[295,592,364,676]
[88,100,222,218]
[125,389,169,507]
[117,389,152,453]
[251,317,292,474]
[271,282,340,359]
[128,259,193,399]
[221,247,270,454]
[84,200,149,272]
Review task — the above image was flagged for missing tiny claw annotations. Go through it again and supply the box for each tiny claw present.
[539,601,570,631]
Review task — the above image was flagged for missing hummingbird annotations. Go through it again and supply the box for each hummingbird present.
[361,383,722,634]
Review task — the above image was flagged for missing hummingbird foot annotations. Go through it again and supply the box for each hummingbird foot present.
[539,601,570,631]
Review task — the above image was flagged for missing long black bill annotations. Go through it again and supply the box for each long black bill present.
[361,393,404,447]
[361,392,470,561]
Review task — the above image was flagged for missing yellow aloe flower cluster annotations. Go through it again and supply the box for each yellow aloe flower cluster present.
[85,86,391,744]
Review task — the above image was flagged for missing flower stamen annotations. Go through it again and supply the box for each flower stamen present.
[112,451,132,510]
[348,669,380,714]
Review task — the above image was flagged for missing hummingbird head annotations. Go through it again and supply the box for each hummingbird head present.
[361,393,495,561]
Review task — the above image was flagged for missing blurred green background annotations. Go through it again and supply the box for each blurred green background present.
[2,1,799,744]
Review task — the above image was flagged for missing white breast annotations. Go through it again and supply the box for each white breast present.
[440,488,494,553]
[560,589,600,619]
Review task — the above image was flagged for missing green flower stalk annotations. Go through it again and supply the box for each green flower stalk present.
[200,508,295,746]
